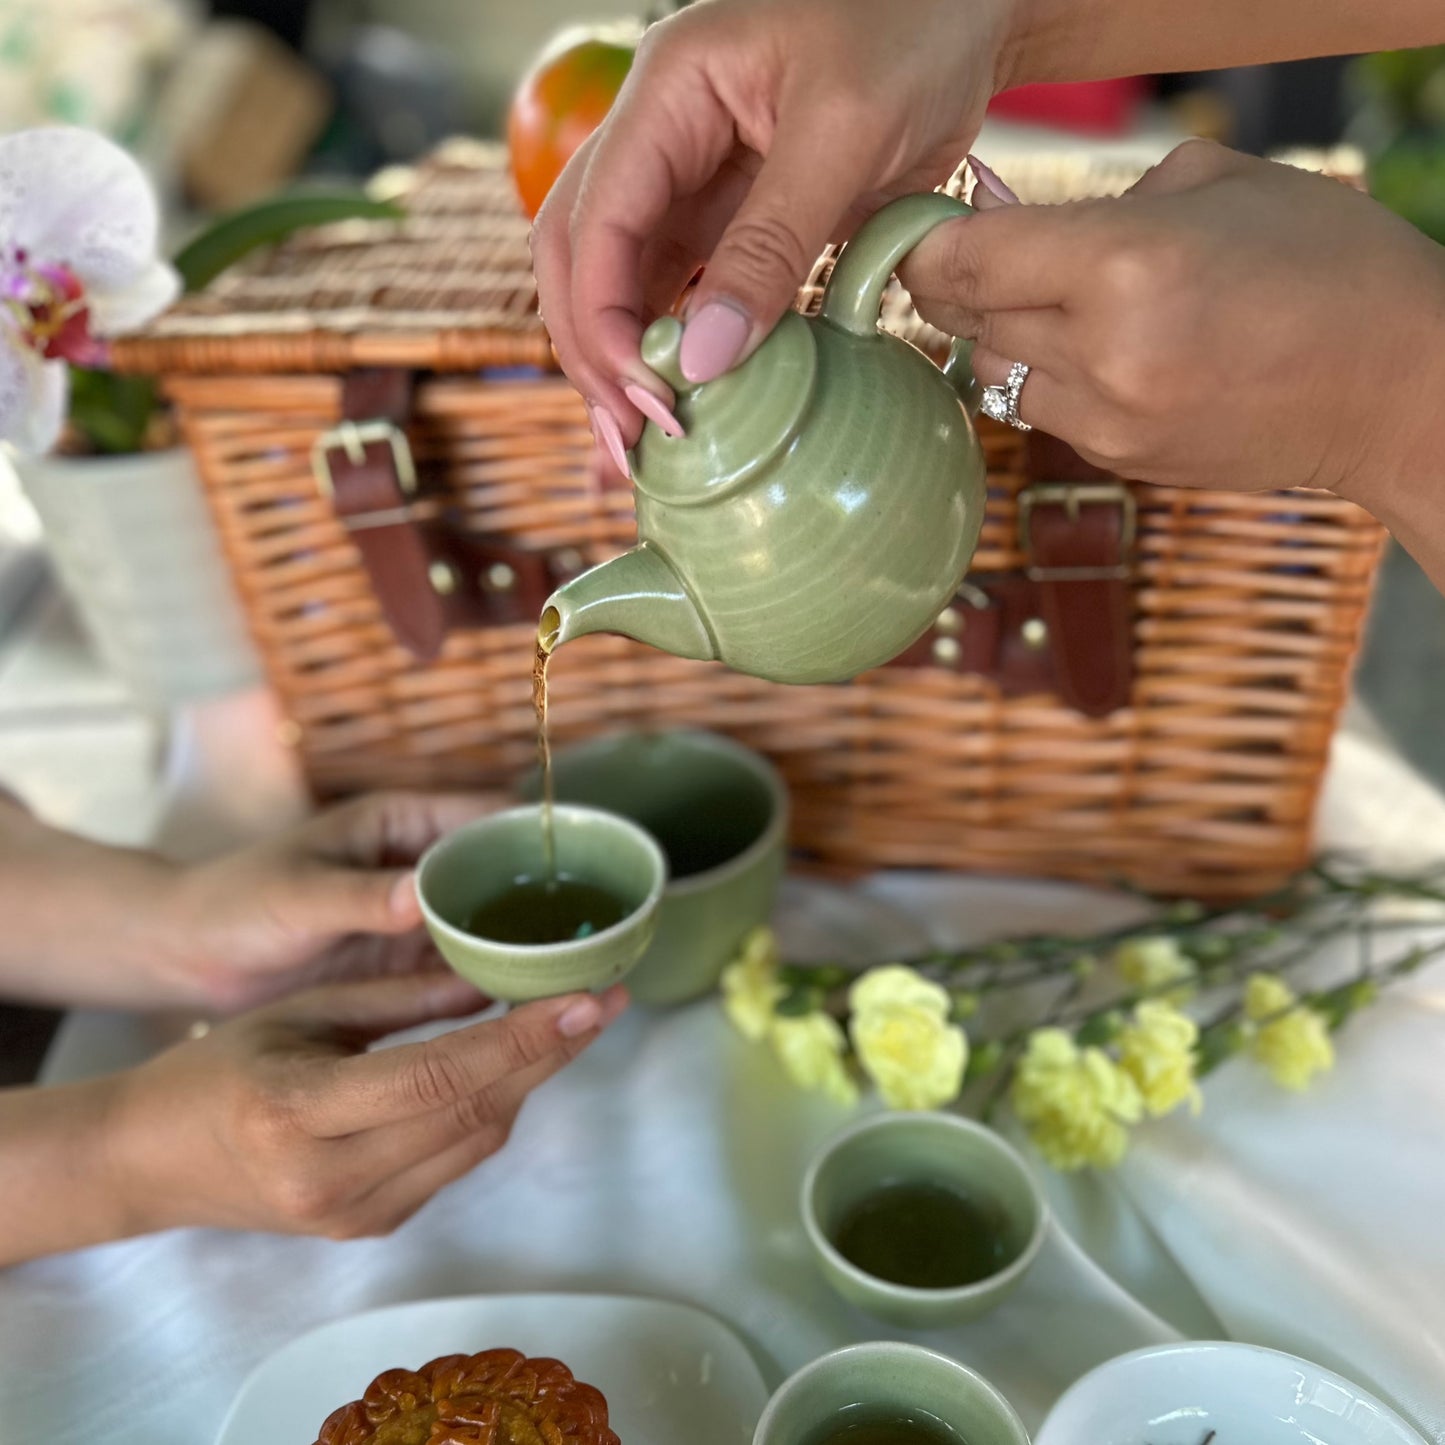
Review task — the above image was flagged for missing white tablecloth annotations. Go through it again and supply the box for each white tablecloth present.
[3,703,1445,1443]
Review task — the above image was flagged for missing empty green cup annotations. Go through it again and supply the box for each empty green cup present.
[415,804,666,1002]
[522,730,788,1006]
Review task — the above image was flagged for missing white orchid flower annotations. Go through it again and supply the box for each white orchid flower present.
[0,126,178,454]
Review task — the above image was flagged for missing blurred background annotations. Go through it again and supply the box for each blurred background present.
[1,0,1443,820]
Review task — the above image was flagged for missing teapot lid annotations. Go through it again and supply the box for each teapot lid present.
[631,311,817,506]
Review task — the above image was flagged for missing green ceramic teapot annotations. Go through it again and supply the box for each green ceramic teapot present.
[539,192,986,685]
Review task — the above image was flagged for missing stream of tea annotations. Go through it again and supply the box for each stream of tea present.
[463,637,634,945]
[532,639,556,882]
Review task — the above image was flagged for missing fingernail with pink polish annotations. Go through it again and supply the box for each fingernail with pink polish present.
[623,382,686,439]
[591,403,632,481]
[679,300,750,384]
[600,984,630,1024]
[558,996,603,1038]
[968,154,1020,205]
[390,872,418,917]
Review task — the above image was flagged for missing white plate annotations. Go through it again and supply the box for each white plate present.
[215,1293,769,1445]
[1034,1341,1428,1445]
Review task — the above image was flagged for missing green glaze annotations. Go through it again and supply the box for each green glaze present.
[801,1113,1047,1329]
[754,1342,1029,1445]
[541,193,986,685]
[415,804,665,1002]
[520,730,788,1006]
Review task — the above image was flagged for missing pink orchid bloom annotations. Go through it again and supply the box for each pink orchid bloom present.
[0,126,179,454]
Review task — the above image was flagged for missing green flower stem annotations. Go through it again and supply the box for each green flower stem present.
[750,866,1445,1157]
[778,873,1442,1002]
[775,876,1310,994]
[1192,938,1445,1076]
[1310,858,1445,905]
[979,970,1088,1123]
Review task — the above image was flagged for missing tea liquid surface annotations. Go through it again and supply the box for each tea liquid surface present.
[804,1404,960,1445]
[831,1179,1012,1289]
[467,875,627,945]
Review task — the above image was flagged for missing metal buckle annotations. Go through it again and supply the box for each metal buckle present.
[311,420,418,513]
[1017,482,1136,582]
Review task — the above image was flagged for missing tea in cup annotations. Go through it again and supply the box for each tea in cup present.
[753,1342,1029,1445]
[802,1113,1047,1329]
[416,804,666,1001]
[522,729,787,1005]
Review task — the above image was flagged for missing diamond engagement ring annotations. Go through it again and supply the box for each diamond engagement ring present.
[980,361,1033,433]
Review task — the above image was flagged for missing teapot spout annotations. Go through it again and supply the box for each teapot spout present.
[539,544,716,662]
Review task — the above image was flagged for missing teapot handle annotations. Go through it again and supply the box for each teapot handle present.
[818,191,981,419]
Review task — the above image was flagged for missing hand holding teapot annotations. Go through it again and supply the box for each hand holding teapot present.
[542,194,988,685]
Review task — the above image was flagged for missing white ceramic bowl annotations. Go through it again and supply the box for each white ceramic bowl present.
[1035,1342,1427,1445]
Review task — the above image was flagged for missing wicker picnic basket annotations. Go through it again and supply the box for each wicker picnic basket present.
[114,139,1384,898]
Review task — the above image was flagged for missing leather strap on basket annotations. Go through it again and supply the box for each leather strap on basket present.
[313,371,582,660]
[891,435,1135,717]
[1018,434,1135,717]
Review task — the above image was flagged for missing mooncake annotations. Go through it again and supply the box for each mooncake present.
[313,1347,620,1445]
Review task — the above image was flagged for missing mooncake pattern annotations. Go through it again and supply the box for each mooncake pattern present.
[313,1347,621,1445]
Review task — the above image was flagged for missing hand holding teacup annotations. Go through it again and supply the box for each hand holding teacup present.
[417,730,788,1006]
[416,804,667,1002]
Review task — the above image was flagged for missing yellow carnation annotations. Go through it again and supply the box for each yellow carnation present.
[1114,936,1196,1004]
[1117,1001,1201,1117]
[770,1013,859,1106]
[848,965,968,1111]
[1244,973,1295,1020]
[720,927,784,1040]
[849,964,953,1018]
[1011,1028,1143,1171]
[1245,974,1334,1091]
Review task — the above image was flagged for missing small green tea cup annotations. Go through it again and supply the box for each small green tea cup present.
[802,1112,1047,1329]
[753,1341,1030,1445]
[415,804,666,1002]
[522,730,788,1006]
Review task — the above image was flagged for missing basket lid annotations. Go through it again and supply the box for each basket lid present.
[114,139,1364,379]
[112,139,552,376]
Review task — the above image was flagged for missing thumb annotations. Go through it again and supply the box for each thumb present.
[284,864,421,940]
[678,112,876,384]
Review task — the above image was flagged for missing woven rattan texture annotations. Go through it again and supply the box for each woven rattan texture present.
[150,144,1382,897]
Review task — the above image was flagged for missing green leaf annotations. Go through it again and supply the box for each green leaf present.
[774,990,824,1018]
[964,1040,1004,1082]
[950,990,980,1020]
[1183,933,1234,964]
[1354,47,1445,123]
[1195,1020,1246,1077]
[1075,1010,1124,1048]
[1308,979,1379,1033]
[67,369,158,455]
[173,192,404,294]
[1369,137,1445,245]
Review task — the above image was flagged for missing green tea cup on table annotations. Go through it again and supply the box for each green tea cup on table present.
[415,803,666,1002]
[521,730,788,1006]
[801,1112,1047,1329]
[754,1342,1030,1445]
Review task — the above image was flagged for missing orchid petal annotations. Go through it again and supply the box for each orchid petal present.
[0,127,162,297]
[88,259,179,335]
[0,333,68,455]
